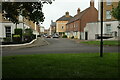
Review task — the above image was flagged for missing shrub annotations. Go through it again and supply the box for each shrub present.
[62,35,67,38]
[14,28,23,36]
[3,37,11,42]
[23,28,35,42]
[13,35,20,38]
[12,34,22,43]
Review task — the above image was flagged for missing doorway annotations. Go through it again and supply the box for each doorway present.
[85,32,88,40]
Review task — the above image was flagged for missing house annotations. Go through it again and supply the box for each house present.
[49,20,56,35]
[66,0,98,39]
[40,26,45,34]
[44,29,49,35]
[56,12,73,36]
[0,13,40,41]
[84,0,119,40]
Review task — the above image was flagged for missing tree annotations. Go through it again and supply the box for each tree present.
[2,0,54,24]
[111,1,120,21]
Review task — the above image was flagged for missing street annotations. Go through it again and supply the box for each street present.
[2,38,118,56]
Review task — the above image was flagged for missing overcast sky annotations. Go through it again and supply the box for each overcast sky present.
[41,0,99,29]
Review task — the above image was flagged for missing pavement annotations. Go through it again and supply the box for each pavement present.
[2,37,49,50]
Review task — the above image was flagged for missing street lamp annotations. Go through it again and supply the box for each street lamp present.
[100,0,103,57]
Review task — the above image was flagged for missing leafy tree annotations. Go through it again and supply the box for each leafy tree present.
[2,0,54,24]
[111,1,120,21]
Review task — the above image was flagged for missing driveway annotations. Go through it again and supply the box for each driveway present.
[2,38,118,56]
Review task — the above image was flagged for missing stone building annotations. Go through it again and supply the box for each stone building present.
[56,12,73,36]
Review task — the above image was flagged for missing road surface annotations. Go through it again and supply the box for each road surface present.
[2,38,118,56]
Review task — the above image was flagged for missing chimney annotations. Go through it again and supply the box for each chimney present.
[90,0,94,7]
[77,8,80,14]
[65,11,69,17]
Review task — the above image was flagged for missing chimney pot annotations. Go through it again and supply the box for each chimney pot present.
[77,8,80,14]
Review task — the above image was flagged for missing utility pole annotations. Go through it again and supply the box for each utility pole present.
[100,0,103,57]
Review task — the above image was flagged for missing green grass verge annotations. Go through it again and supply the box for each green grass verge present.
[80,40,119,46]
[3,53,119,78]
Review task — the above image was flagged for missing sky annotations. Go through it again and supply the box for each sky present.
[41,0,99,29]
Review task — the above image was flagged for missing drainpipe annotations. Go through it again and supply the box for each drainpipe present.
[80,19,82,40]
[35,22,37,39]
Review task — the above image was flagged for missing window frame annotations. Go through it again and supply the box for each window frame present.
[106,0,112,6]
[5,26,11,38]
[106,24,112,34]
[106,10,112,20]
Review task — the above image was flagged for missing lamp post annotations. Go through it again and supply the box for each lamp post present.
[100,0,103,57]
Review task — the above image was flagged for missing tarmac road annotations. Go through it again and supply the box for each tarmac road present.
[2,38,118,56]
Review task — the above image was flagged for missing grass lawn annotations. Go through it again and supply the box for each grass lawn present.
[80,40,119,46]
[2,53,119,79]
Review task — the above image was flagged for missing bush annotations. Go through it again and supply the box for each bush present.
[3,37,11,42]
[14,28,23,36]
[62,35,67,38]
[13,35,20,38]
[12,34,22,43]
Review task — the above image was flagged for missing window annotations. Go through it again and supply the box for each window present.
[106,0,112,5]
[5,26,11,37]
[106,10,111,19]
[62,26,64,29]
[106,24,112,34]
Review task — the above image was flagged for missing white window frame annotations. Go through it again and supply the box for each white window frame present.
[106,10,112,19]
[106,24,112,34]
[5,26,11,37]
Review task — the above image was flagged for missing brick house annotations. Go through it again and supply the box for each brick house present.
[56,12,73,36]
[84,0,119,40]
[66,0,98,39]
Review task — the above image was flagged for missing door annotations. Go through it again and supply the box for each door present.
[85,32,88,40]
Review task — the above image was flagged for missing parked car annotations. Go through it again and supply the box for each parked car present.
[46,35,51,38]
[52,34,59,38]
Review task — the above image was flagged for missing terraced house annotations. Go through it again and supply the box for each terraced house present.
[84,0,119,40]
[66,0,98,39]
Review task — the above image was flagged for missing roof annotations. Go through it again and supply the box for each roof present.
[67,7,90,24]
[50,22,56,27]
[56,15,73,21]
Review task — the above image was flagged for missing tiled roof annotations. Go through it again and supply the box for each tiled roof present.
[67,7,90,24]
[56,15,73,21]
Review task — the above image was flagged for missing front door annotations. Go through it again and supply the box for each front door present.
[85,32,88,40]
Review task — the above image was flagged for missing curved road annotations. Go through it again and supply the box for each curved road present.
[2,38,118,56]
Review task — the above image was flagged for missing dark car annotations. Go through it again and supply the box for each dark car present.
[46,35,51,38]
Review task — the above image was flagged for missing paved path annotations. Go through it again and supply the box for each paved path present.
[2,38,118,56]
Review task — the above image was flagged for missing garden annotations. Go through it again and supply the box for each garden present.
[2,28,36,45]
